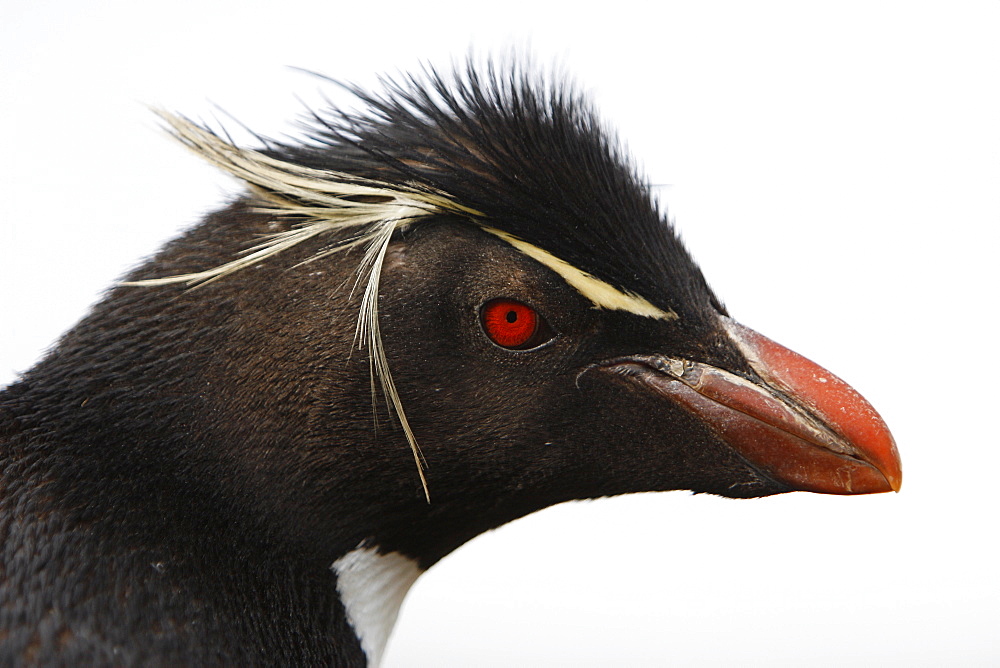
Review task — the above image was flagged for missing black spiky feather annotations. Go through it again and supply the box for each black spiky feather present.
[267,61,722,322]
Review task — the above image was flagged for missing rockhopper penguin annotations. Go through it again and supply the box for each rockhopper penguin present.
[0,61,901,666]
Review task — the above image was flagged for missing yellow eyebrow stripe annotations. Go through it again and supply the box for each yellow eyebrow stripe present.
[481,227,677,321]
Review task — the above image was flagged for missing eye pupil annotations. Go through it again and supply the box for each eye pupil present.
[480,298,550,350]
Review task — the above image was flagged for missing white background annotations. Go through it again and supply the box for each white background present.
[2,2,998,665]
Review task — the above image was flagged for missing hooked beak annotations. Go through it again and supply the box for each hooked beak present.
[603,318,901,495]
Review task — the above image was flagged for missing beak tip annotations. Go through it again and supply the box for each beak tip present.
[869,434,902,494]
[886,467,903,493]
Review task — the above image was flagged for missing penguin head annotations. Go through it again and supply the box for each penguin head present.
[117,61,899,566]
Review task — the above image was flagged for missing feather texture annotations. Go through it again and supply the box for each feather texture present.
[125,113,480,501]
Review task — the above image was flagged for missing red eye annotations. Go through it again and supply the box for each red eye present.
[480,299,551,350]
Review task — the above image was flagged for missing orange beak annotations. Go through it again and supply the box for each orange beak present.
[606,317,901,494]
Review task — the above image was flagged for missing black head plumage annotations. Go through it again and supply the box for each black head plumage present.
[269,62,720,321]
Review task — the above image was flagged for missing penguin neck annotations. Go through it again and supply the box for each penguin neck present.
[0,380,411,663]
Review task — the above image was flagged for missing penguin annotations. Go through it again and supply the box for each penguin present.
[0,60,900,666]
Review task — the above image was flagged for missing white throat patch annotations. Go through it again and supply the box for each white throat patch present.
[332,545,423,667]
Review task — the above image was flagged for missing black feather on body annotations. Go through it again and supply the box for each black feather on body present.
[0,61,785,665]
